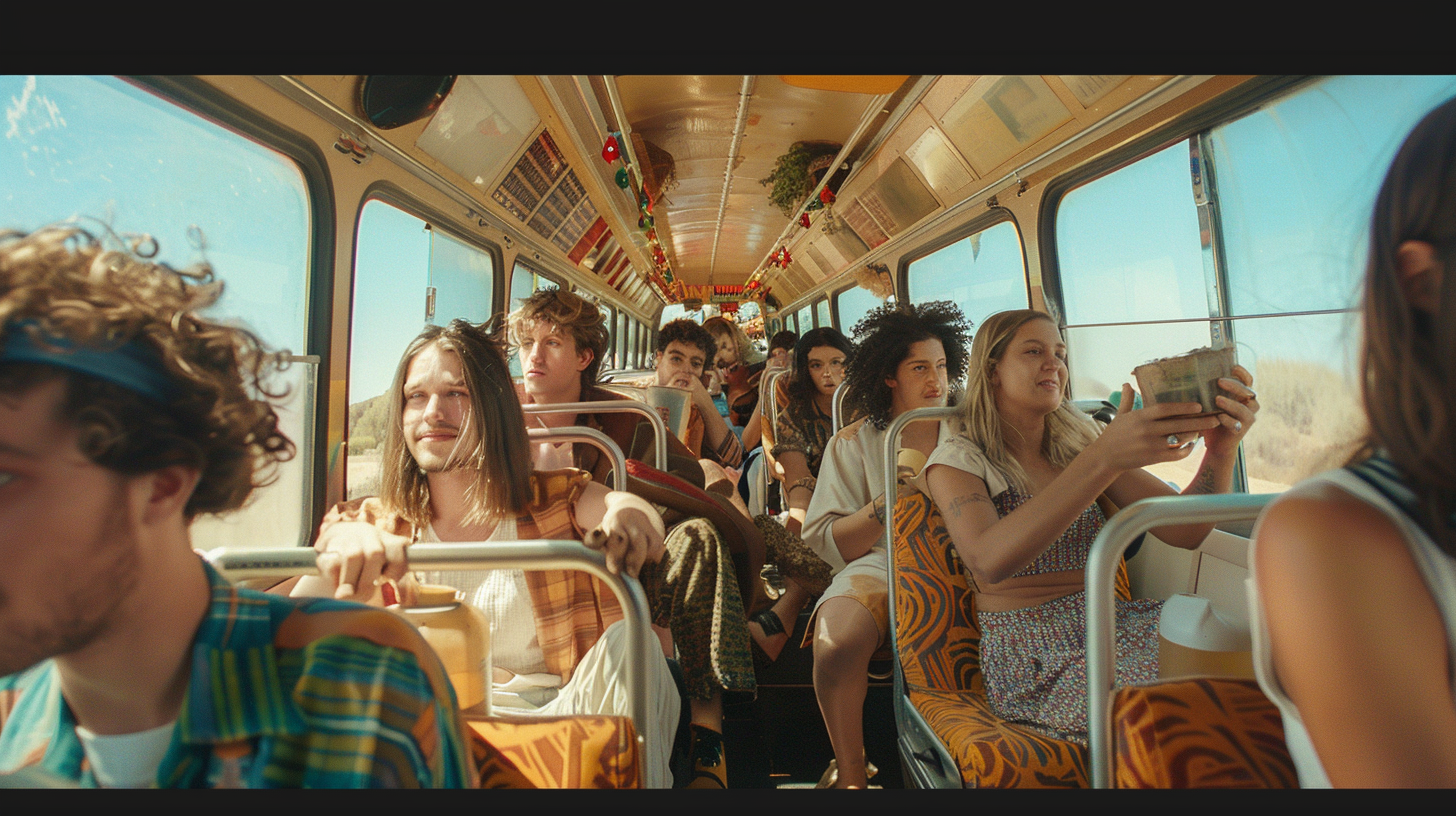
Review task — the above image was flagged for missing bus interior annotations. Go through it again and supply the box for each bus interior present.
[4,72,1455,788]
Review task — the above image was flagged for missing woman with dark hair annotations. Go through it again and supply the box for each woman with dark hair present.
[747,328,853,664]
[1250,96,1456,787]
[801,302,973,787]
[924,309,1257,746]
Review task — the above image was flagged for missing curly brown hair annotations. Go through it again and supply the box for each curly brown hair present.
[507,288,610,390]
[843,301,973,429]
[0,225,294,519]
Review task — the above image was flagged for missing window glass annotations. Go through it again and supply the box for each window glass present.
[1207,76,1455,490]
[907,219,1029,330]
[0,75,315,549]
[1215,76,1456,317]
[429,227,495,326]
[796,305,814,331]
[1054,139,1213,490]
[1056,142,1206,326]
[1052,77,1456,493]
[836,285,882,335]
[816,298,833,331]
[349,201,497,499]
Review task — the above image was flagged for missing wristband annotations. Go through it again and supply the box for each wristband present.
[871,495,887,526]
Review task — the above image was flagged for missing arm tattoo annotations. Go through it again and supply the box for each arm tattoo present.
[1186,464,1218,495]
[946,492,989,519]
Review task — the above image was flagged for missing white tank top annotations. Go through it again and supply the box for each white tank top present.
[1248,463,1456,787]
[416,517,551,678]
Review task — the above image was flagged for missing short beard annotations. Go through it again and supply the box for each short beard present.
[0,485,140,676]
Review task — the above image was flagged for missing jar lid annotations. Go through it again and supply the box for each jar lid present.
[413,584,462,607]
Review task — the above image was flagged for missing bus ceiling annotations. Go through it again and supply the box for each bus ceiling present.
[266,75,1246,315]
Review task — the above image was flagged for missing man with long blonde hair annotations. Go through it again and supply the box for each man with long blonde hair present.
[292,317,684,787]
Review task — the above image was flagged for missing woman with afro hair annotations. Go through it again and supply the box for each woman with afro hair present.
[800,300,972,787]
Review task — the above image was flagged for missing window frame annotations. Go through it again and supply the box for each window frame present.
[129,75,337,547]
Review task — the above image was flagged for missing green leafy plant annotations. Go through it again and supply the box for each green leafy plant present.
[759,141,841,218]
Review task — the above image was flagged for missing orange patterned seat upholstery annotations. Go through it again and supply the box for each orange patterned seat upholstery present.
[1110,678,1296,788]
[468,715,641,788]
[891,491,1131,788]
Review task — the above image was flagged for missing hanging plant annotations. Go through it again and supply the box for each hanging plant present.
[759,140,841,218]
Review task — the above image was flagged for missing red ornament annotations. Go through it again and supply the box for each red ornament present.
[781,248,792,266]
[602,135,621,163]
[799,212,811,228]
[819,187,836,205]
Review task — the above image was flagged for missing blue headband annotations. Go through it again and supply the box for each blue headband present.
[0,322,178,403]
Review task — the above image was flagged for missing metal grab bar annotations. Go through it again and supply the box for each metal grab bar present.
[1084,492,1276,788]
[880,405,962,787]
[524,399,668,472]
[831,380,849,433]
[527,426,627,491]
[208,540,656,776]
[757,368,789,506]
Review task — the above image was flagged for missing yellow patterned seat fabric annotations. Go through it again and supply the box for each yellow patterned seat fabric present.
[468,715,641,788]
[1111,678,1296,788]
[891,491,1131,788]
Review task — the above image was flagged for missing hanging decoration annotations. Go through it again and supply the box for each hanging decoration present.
[819,187,836,205]
[602,133,622,163]
[615,167,630,189]
[799,212,811,228]
[806,197,824,212]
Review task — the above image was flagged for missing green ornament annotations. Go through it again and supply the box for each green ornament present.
[615,168,629,189]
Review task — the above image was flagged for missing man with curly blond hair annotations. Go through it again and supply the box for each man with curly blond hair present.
[0,226,473,788]
[508,289,757,788]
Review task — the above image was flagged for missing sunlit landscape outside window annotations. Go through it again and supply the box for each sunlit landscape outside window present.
[0,75,313,548]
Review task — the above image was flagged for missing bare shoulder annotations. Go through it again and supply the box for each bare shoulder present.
[1255,482,1413,578]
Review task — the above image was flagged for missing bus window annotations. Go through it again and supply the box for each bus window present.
[0,75,316,550]
[796,304,814,331]
[907,219,1028,331]
[348,200,498,499]
[835,285,882,335]
[1055,75,1456,493]
[429,227,496,326]
[1055,140,1218,490]
[1209,75,1456,491]
[816,298,833,331]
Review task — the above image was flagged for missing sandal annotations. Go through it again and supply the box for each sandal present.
[748,608,787,669]
[813,757,879,789]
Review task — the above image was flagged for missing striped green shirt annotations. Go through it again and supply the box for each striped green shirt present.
[0,559,474,788]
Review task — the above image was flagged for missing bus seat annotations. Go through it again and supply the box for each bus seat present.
[210,542,655,789]
[469,715,640,788]
[891,491,1132,788]
[1108,677,1295,788]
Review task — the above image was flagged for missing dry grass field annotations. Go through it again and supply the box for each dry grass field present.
[1145,357,1366,493]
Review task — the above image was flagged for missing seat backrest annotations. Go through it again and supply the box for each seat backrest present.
[209,542,654,789]
[893,491,1133,695]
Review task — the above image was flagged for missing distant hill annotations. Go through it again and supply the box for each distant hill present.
[347,392,391,451]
